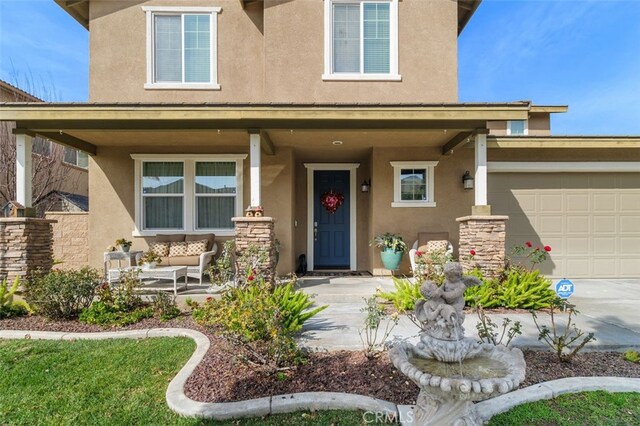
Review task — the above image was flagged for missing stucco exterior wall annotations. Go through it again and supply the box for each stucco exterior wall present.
[87,143,295,275]
[488,113,552,136]
[88,0,458,103]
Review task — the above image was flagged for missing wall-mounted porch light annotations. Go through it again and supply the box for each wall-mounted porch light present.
[361,179,371,193]
[462,171,474,190]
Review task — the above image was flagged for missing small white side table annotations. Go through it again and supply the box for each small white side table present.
[104,251,142,278]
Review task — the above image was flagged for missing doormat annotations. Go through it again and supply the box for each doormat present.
[302,271,372,277]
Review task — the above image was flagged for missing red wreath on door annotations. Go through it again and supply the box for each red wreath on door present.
[320,190,344,214]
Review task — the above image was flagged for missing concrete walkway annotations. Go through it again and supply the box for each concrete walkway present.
[297,276,640,352]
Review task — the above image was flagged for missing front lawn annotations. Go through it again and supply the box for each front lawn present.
[0,338,365,425]
[488,390,640,426]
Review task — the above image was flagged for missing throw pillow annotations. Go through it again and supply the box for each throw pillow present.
[186,239,208,256]
[150,242,170,257]
[425,240,449,254]
[168,241,188,257]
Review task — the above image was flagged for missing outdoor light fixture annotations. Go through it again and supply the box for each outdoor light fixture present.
[332,140,343,146]
[361,179,371,193]
[462,171,474,190]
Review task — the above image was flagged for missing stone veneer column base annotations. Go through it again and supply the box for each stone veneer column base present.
[232,216,277,282]
[0,217,57,282]
[456,215,509,277]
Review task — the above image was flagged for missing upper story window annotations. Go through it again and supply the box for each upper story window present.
[390,161,438,208]
[323,0,400,81]
[507,120,528,136]
[132,154,246,236]
[143,7,221,90]
[63,147,88,169]
[32,137,52,157]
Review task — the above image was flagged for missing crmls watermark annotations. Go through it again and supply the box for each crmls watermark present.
[362,410,414,424]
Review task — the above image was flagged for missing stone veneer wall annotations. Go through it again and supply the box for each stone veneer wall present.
[457,215,509,277]
[232,216,277,282]
[45,212,89,270]
[0,218,56,282]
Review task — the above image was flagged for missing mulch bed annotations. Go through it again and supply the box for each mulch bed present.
[2,315,639,405]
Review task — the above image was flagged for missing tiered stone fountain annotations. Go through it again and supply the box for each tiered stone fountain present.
[389,262,526,425]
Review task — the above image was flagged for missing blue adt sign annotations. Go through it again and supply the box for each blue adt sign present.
[555,279,574,299]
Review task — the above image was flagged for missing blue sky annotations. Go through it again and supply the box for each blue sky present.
[1,0,639,135]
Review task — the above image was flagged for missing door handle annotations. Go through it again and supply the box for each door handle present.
[314,221,318,241]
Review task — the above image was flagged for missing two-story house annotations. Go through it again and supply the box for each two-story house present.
[1,0,639,278]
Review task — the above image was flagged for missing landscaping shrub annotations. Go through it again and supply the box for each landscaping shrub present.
[0,277,30,319]
[623,350,640,364]
[414,250,453,285]
[24,267,101,319]
[474,304,522,347]
[151,291,181,321]
[79,270,152,326]
[377,277,421,312]
[359,295,398,360]
[192,275,326,369]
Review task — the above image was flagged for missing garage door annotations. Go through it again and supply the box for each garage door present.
[489,173,640,278]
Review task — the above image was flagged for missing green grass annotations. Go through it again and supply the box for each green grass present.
[0,338,368,425]
[489,390,640,426]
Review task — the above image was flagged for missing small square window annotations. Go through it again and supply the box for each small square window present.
[507,120,528,136]
[390,162,438,207]
[63,147,88,169]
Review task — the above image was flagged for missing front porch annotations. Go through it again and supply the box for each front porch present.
[1,102,527,279]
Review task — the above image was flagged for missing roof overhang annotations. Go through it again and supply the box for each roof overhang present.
[54,0,89,30]
[458,0,482,35]
[487,136,640,149]
[530,105,569,114]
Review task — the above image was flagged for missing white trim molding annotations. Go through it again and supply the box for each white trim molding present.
[323,0,400,81]
[15,133,33,208]
[143,6,221,90]
[390,161,438,208]
[488,162,640,173]
[131,154,246,237]
[304,163,360,271]
[474,133,487,206]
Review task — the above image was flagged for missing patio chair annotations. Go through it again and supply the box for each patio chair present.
[408,232,453,275]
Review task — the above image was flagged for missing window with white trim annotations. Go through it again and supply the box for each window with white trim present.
[507,120,528,136]
[63,147,88,169]
[390,161,438,207]
[32,137,52,157]
[132,155,245,236]
[143,6,220,90]
[323,0,399,81]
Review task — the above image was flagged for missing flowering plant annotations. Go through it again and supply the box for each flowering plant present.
[138,250,162,266]
[512,241,552,270]
[320,190,344,214]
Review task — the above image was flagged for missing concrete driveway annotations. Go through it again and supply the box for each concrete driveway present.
[297,276,640,352]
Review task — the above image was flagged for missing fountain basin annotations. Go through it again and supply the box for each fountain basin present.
[389,341,526,402]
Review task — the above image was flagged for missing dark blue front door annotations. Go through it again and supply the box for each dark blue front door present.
[314,170,350,269]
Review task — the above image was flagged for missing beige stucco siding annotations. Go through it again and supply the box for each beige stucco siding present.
[89,0,458,103]
[488,113,552,136]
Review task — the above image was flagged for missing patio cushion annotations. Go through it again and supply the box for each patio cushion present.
[159,256,170,266]
[168,241,188,257]
[186,239,208,256]
[425,240,449,253]
[150,241,170,257]
[185,233,216,251]
[417,232,449,247]
[156,234,186,243]
[167,256,200,267]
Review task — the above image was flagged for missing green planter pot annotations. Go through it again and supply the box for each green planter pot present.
[380,249,403,270]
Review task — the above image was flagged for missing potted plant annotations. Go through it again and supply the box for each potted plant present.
[115,238,132,253]
[138,250,162,269]
[374,233,408,270]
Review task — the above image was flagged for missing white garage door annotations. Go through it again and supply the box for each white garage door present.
[489,173,640,278]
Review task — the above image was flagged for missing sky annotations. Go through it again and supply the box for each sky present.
[0,0,639,135]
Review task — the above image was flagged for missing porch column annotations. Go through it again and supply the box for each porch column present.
[16,133,33,208]
[249,131,261,207]
[473,132,490,215]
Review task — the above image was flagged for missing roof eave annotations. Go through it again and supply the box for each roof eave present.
[54,0,89,30]
[458,0,482,35]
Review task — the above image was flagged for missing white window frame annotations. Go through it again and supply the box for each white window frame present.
[323,0,400,81]
[143,6,221,90]
[131,154,246,237]
[63,147,89,169]
[390,161,438,208]
[507,120,528,136]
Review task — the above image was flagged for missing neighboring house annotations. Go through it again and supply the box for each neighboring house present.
[1,0,639,278]
[0,79,88,215]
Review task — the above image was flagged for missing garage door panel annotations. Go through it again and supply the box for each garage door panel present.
[592,193,617,212]
[566,193,590,212]
[566,215,589,233]
[489,172,640,278]
[593,215,616,234]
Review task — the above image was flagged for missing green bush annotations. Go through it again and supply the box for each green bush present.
[192,276,326,368]
[465,268,556,310]
[24,268,102,319]
[79,301,153,326]
[151,291,181,321]
[623,350,640,364]
[0,277,30,319]
[377,277,421,312]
